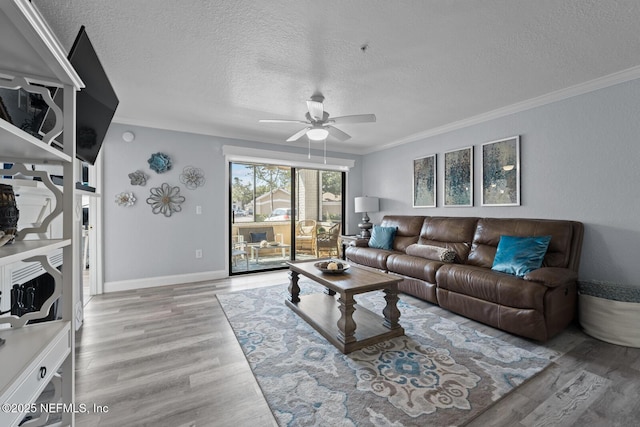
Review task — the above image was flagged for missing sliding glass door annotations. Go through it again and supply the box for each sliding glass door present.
[230,162,292,274]
[229,162,345,275]
[295,169,344,260]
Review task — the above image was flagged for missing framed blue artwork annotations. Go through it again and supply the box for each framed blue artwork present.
[444,146,473,207]
[413,154,436,208]
[481,136,520,206]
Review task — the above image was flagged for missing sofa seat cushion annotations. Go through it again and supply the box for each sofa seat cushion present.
[345,246,395,270]
[436,264,547,311]
[386,253,442,284]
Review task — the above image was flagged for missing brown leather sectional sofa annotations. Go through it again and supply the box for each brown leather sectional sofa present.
[345,215,584,341]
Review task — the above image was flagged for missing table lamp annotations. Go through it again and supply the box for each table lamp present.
[354,196,379,238]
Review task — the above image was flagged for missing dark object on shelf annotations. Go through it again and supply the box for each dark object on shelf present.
[0,87,49,139]
[0,337,5,348]
[6,272,58,322]
[75,182,96,192]
[50,174,63,185]
[0,183,19,245]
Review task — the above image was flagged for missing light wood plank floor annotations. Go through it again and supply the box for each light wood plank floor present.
[75,271,640,426]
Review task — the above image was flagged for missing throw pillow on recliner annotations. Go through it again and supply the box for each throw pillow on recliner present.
[368,225,397,250]
[250,232,268,243]
[492,235,551,277]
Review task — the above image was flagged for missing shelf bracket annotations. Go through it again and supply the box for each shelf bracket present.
[3,162,64,241]
[0,75,64,146]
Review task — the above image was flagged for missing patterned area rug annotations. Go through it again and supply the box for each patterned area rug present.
[217,283,553,426]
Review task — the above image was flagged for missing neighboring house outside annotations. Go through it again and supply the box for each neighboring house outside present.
[252,188,291,217]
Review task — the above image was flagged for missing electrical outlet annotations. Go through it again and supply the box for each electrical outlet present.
[195,249,202,259]
[196,205,202,215]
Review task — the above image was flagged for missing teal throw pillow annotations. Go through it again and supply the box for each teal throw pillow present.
[492,235,552,278]
[368,226,397,250]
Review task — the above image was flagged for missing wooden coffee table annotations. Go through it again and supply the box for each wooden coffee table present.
[286,260,404,354]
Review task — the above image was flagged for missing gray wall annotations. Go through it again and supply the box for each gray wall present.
[102,123,363,285]
[363,78,640,288]
[103,77,639,289]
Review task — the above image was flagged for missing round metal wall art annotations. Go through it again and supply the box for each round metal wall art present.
[146,183,185,217]
[115,192,136,207]
[128,170,148,186]
[148,152,172,174]
[179,166,205,190]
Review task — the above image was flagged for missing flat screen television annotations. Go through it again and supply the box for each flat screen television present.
[40,25,119,165]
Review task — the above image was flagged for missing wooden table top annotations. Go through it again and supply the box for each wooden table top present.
[287,259,401,294]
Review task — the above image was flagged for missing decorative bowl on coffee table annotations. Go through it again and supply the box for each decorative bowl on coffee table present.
[314,260,350,274]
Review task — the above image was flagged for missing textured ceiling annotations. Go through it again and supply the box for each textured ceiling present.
[33,0,640,154]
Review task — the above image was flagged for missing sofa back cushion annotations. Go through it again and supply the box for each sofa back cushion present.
[467,218,582,270]
[417,217,478,262]
[380,215,425,252]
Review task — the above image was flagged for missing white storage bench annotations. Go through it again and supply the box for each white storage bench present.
[579,282,640,348]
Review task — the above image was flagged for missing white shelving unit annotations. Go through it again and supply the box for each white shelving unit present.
[0,0,83,425]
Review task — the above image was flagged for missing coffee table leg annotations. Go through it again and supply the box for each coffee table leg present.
[288,270,300,303]
[337,293,356,345]
[382,286,401,330]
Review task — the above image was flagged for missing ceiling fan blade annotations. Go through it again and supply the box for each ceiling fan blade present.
[259,119,309,124]
[306,100,324,121]
[327,125,351,142]
[286,127,311,142]
[330,114,376,124]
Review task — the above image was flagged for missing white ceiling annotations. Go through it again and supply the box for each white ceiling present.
[33,0,640,154]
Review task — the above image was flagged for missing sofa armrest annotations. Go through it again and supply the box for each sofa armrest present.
[523,267,578,288]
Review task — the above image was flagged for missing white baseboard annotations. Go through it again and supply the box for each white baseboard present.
[104,269,227,293]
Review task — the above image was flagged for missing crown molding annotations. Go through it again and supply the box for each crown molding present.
[368,65,640,154]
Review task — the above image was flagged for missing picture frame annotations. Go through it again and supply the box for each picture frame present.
[481,136,520,206]
[413,154,436,208]
[444,146,473,207]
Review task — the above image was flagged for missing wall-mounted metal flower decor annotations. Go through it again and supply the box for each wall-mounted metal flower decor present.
[115,192,136,207]
[179,166,205,190]
[146,183,185,217]
[147,152,172,174]
[128,170,148,186]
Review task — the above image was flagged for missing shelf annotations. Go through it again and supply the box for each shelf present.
[0,178,57,197]
[1,179,101,197]
[0,321,71,426]
[74,182,100,197]
[75,189,101,197]
[0,1,81,425]
[0,121,71,164]
[0,239,70,267]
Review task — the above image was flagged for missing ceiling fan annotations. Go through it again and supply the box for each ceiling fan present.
[259,94,376,143]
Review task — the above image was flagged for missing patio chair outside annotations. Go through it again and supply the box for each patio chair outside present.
[295,219,317,256]
[317,223,341,258]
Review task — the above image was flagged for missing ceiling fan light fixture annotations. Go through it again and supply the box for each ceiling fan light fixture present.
[307,127,329,141]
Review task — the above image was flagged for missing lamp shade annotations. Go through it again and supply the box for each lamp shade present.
[354,196,379,213]
[307,128,329,141]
